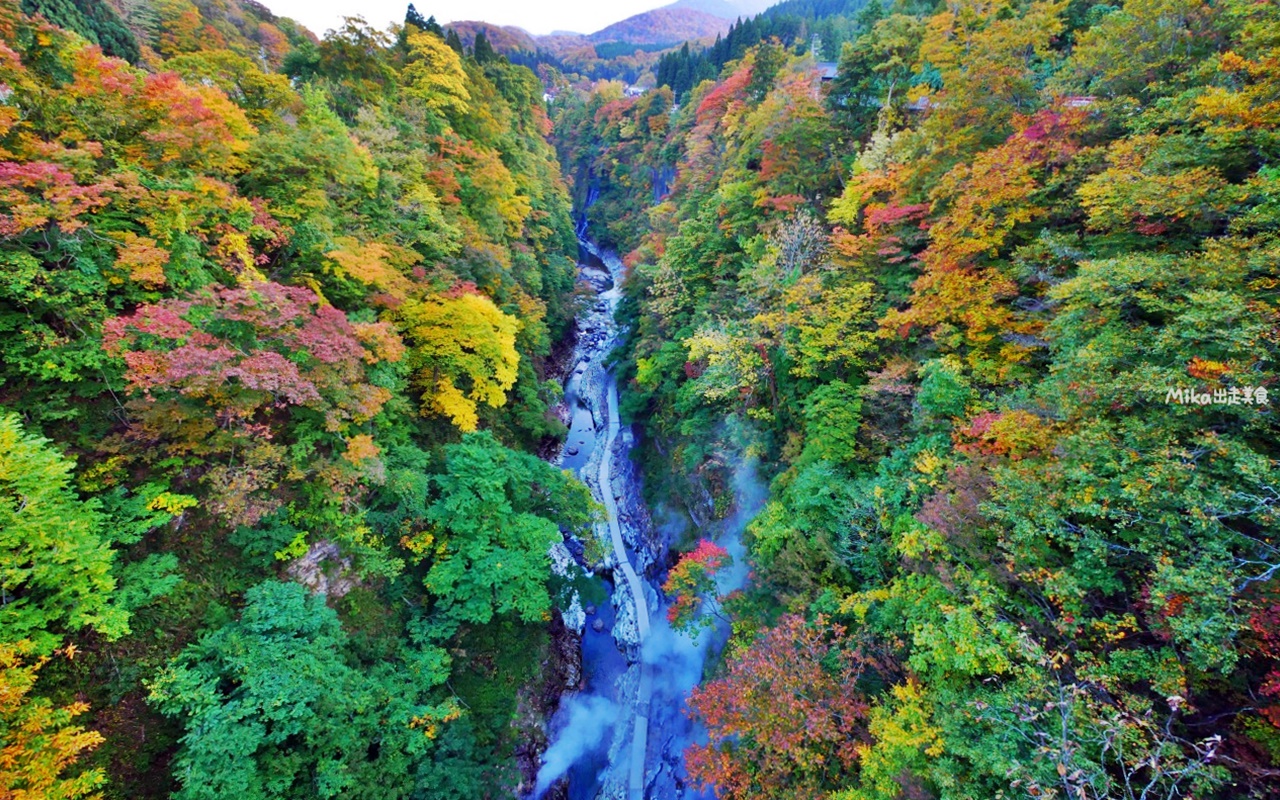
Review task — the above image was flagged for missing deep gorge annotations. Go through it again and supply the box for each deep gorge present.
[3,1,1280,799]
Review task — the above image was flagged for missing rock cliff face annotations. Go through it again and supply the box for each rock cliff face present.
[515,612,587,795]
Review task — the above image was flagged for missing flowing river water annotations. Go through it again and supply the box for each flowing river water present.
[532,235,762,800]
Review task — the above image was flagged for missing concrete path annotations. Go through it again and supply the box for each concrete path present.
[597,382,652,799]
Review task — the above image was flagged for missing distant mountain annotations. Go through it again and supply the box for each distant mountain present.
[759,0,871,20]
[665,0,779,20]
[446,20,539,53]
[587,7,729,45]
[447,6,732,61]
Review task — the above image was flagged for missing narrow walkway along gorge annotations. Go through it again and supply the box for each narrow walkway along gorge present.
[535,237,661,800]
[600,381,653,800]
[532,237,665,800]
[536,236,762,800]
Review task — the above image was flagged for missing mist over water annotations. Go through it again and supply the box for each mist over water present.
[533,457,766,799]
[533,695,621,798]
[645,460,764,685]
[535,452,767,798]
[641,458,764,798]
[537,231,769,798]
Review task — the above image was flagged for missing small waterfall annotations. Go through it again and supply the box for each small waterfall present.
[650,165,675,203]
[574,183,601,240]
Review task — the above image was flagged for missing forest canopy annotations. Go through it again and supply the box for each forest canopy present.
[554,0,1280,795]
[3,0,1280,797]
[0,0,590,796]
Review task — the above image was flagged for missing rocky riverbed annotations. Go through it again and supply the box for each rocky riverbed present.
[532,238,746,800]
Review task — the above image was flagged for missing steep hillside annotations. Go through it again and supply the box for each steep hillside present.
[21,0,139,60]
[0,1,588,798]
[109,0,314,66]
[8,0,1280,799]
[555,0,1280,796]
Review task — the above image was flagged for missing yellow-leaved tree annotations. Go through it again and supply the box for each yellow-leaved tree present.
[399,291,519,431]
[0,642,105,800]
[403,31,471,118]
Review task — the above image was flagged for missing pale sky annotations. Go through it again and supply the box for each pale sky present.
[262,0,675,37]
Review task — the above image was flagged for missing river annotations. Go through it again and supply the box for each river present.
[533,236,760,800]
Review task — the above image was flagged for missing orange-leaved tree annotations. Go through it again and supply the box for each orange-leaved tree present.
[0,642,105,800]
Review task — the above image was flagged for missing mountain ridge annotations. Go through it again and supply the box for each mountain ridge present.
[446,4,737,70]
[666,0,777,20]
[447,6,733,52]
[587,7,729,45]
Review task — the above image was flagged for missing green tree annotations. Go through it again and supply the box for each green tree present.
[20,0,139,62]
[0,413,125,655]
[411,432,592,625]
[404,4,432,33]
[472,30,496,64]
[149,581,459,800]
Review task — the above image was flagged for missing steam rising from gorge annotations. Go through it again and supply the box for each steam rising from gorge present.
[534,455,765,798]
[533,695,621,798]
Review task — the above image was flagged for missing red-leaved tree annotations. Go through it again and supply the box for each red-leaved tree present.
[104,281,403,526]
[685,613,873,800]
[663,538,730,634]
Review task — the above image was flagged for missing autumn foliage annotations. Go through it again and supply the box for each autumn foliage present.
[686,614,871,800]
[6,0,1280,795]
[662,538,730,632]
[561,0,1280,795]
[105,283,402,431]
[0,1,587,795]
[0,643,105,800]
[104,283,402,527]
